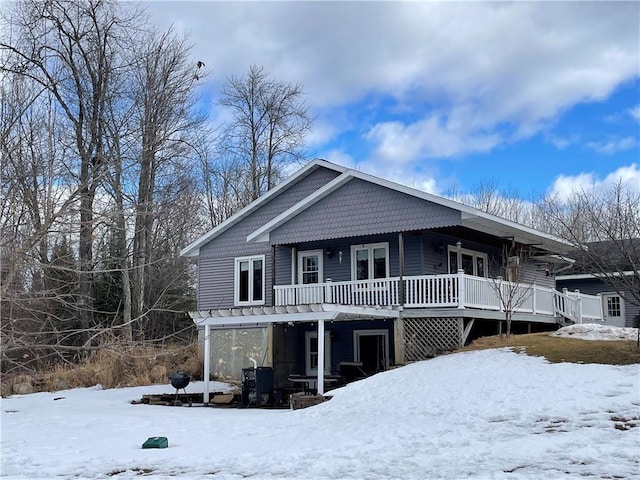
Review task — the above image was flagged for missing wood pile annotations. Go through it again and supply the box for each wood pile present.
[131,391,238,406]
[289,392,331,410]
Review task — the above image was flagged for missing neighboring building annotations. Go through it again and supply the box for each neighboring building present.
[556,240,640,328]
[181,159,603,399]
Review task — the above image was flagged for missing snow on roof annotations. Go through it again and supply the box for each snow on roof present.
[551,323,639,341]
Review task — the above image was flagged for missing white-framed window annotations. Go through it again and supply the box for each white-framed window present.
[297,250,323,285]
[305,331,331,375]
[447,244,487,277]
[351,242,389,281]
[234,255,265,306]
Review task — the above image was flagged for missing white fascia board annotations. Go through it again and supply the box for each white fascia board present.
[557,271,635,280]
[246,172,353,243]
[180,159,346,256]
[459,212,572,252]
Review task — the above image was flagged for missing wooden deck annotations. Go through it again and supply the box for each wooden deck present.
[273,272,603,324]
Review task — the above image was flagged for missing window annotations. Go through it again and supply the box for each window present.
[305,331,331,375]
[298,250,323,284]
[234,255,265,306]
[606,295,621,317]
[448,245,488,277]
[351,242,389,280]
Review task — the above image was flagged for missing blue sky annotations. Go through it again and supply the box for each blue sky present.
[144,1,640,201]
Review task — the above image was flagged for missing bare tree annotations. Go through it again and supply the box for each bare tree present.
[1,0,138,345]
[446,179,540,227]
[539,181,640,310]
[1,1,204,374]
[489,244,535,338]
[129,28,206,333]
[220,65,311,201]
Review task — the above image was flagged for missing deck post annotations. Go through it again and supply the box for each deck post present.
[532,284,537,315]
[317,319,325,395]
[399,232,405,306]
[598,293,604,323]
[575,289,583,324]
[457,269,465,309]
[203,324,211,405]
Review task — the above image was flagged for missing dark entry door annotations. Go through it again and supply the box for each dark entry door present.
[359,334,387,374]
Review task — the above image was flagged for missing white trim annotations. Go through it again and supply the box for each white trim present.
[233,255,266,306]
[353,329,389,371]
[351,242,390,281]
[181,159,346,256]
[247,173,353,243]
[297,249,324,285]
[556,271,636,280]
[188,305,399,327]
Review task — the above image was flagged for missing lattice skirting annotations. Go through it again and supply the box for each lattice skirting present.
[403,317,463,362]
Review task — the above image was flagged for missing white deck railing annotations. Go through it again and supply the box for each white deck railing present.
[273,272,604,323]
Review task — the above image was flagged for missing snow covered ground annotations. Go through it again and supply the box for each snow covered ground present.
[2,326,639,480]
[551,323,639,341]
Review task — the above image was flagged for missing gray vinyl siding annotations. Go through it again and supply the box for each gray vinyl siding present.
[197,253,273,310]
[274,245,292,286]
[273,231,506,285]
[520,261,555,289]
[268,178,461,245]
[198,256,234,309]
[196,166,340,309]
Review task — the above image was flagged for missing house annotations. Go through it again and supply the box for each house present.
[180,159,603,400]
[556,240,639,328]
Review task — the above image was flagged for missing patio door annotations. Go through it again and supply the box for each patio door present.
[602,293,625,327]
[305,331,331,375]
[297,250,323,303]
[354,329,389,374]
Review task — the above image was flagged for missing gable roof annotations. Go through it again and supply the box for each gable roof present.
[180,159,346,257]
[247,166,574,253]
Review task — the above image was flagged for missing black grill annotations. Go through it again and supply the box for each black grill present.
[169,371,190,391]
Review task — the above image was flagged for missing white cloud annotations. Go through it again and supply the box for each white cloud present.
[545,134,581,150]
[629,105,640,121]
[548,163,640,202]
[585,136,637,154]
[145,2,638,109]
[322,149,356,169]
[143,1,639,176]
[366,113,501,162]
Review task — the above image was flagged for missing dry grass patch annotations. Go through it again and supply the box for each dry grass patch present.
[33,343,202,393]
[462,332,640,365]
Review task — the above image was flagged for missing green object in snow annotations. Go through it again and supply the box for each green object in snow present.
[142,436,168,449]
